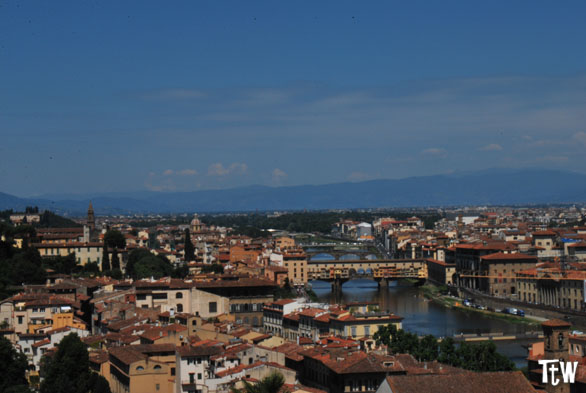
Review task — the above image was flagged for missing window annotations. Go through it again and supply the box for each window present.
[364,326,370,336]
[154,365,162,370]
[351,326,357,337]
[209,302,217,313]
[176,292,183,299]
[197,373,202,380]
[177,304,183,312]
[18,316,23,324]
[171,367,175,376]
[136,366,144,371]
[155,384,160,391]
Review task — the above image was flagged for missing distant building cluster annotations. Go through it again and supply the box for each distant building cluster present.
[1,203,586,392]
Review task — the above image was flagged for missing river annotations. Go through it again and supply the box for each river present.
[310,279,539,368]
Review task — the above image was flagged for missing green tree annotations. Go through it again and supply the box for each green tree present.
[40,333,111,393]
[374,324,515,372]
[101,245,110,272]
[103,230,125,272]
[456,341,515,372]
[133,255,173,279]
[172,264,189,278]
[10,248,47,285]
[43,254,77,275]
[415,335,439,361]
[184,229,195,262]
[438,337,459,366]
[0,336,30,393]
[110,249,120,271]
[125,249,153,278]
[103,230,125,250]
[231,371,285,393]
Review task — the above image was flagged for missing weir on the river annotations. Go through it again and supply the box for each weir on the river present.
[310,278,541,368]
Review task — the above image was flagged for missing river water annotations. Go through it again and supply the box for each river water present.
[310,279,539,368]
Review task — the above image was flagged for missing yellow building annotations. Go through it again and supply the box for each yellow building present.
[283,249,308,284]
[275,236,295,251]
[328,308,403,340]
[108,344,176,393]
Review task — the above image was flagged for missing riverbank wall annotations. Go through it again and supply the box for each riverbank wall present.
[459,288,586,330]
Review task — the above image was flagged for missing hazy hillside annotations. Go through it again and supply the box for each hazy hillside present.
[1,169,585,214]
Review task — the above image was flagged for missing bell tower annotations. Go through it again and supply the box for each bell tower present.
[87,201,95,231]
[542,319,571,393]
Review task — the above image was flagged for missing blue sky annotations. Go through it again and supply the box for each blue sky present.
[2,1,586,196]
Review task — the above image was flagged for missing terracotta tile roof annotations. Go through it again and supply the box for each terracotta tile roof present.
[283,313,300,322]
[314,313,330,323]
[89,350,109,365]
[532,230,557,237]
[302,349,404,375]
[384,371,537,393]
[177,344,223,357]
[455,243,517,251]
[273,299,296,306]
[108,344,176,366]
[481,252,537,261]
[299,308,326,318]
[542,319,571,328]
[32,338,51,348]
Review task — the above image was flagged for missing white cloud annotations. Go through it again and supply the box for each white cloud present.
[420,148,447,157]
[163,169,174,176]
[480,143,503,151]
[207,162,248,176]
[178,169,198,176]
[271,168,287,182]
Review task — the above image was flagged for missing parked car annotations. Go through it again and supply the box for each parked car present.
[516,309,525,317]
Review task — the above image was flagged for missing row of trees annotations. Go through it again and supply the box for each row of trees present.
[373,324,515,372]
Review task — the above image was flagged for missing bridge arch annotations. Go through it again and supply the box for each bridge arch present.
[310,253,336,261]
[340,253,360,260]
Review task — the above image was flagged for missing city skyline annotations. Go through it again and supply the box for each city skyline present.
[2,1,586,196]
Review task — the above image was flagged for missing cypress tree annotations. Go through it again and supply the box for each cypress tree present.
[101,243,110,272]
[184,228,195,262]
[111,249,120,270]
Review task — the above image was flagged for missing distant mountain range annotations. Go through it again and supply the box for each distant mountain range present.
[1,169,585,215]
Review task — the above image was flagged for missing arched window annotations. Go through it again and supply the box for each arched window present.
[154,365,162,370]
[558,333,564,349]
[136,366,144,371]
[177,304,183,312]
[176,292,183,299]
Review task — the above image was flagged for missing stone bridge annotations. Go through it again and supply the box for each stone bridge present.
[307,258,428,291]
